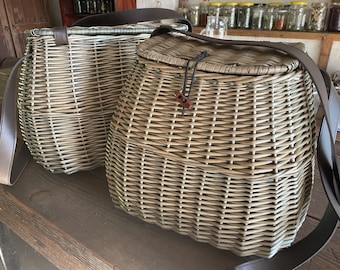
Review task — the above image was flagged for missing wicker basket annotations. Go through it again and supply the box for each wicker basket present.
[105,33,317,258]
[17,24,187,174]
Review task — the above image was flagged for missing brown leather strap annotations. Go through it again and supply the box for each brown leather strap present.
[0,57,31,186]
[53,26,69,46]
[72,8,192,31]
[151,27,340,270]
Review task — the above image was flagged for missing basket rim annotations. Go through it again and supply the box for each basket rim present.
[26,23,189,37]
[137,35,303,76]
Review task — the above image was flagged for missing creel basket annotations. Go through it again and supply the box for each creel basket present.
[105,32,317,258]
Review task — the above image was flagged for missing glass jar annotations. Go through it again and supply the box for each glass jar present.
[221,2,238,29]
[200,15,226,39]
[328,1,340,32]
[209,2,223,16]
[307,3,328,32]
[189,5,200,26]
[199,1,210,27]
[263,2,283,30]
[274,6,288,30]
[251,3,266,30]
[286,1,308,31]
[73,0,82,13]
[178,7,190,20]
[237,2,254,29]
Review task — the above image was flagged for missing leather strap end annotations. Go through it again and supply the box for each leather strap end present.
[53,27,69,46]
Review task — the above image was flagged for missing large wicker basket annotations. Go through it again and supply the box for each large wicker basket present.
[105,33,317,258]
[17,24,187,174]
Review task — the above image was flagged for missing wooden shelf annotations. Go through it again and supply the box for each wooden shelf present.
[194,27,340,40]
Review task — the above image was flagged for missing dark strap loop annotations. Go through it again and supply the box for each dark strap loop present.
[151,26,340,270]
[53,26,69,46]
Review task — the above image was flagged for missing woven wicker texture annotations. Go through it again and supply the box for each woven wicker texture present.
[105,34,317,258]
[17,25,185,174]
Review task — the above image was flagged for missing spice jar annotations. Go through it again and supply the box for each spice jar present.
[263,2,283,30]
[209,2,223,16]
[237,2,254,29]
[189,5,200,26]
[328,0,340,32]
[200,1,210,27]
[308,3,328,31]
[286,1,308,31]
[274,5,288,30]
[251,3,266,30]
[221,2,238,29]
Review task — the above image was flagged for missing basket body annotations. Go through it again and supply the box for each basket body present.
[17,25,186,174]
[105,34,317,258]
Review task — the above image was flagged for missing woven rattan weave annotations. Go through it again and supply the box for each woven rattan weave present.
[17,24,187,174]
[105,34,316,258]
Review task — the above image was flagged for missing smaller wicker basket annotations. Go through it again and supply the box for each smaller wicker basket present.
[105,33,317,258]
[17,24,187,174]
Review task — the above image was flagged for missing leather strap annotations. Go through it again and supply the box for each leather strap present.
[0,57,31,186]
[72,8,192,31]
[151,27,340,269]
[53,26,69,46]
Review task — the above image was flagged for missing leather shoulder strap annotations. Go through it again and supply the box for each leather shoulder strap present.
[151,27,340,270]
[72,8,192,31]
[0,57,31,186]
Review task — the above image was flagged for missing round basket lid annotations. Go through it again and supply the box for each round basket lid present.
[137,34,303,75]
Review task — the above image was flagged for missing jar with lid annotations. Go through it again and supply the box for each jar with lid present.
[251,3,266,30]
[328,0,340,32]
[286,1,308,31]
[274,5,288,30]
[263,2,283,30]
[209,2,223,16]
[237,2,254,29]
[307,3,328,32]
[189,5,200,26]
[200,1,210,27]
[221,2,238,29]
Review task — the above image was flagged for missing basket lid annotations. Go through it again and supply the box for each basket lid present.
[137,34,304,75]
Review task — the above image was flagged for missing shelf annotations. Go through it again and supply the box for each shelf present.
[194,27,340,40]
